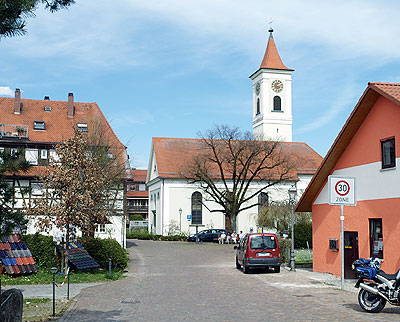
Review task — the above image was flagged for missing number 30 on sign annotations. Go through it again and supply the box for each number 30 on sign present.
[328,176,356,206]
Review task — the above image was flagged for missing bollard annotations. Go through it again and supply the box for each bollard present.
[67,269,70,300]
[109,258,112,277]
[50,267,58,317]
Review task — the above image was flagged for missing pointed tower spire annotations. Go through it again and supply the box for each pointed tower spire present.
[259,28,291,70]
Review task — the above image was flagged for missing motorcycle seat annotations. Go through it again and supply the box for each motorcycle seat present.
[377,269,399,280]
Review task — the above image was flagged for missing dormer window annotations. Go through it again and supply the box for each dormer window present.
[107,152,114,159]
[34,121,45,130]
[77,123,88,132]
[44,106,52,112]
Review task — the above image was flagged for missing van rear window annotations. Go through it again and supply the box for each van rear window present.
[250,236,276,250]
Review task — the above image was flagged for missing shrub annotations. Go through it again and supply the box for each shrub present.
[81,238,128,270]
[129,215,144,221]
[277,237,291,264]
[294,221,312,249]
[23,233,57,269]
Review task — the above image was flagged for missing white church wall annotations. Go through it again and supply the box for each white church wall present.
[147,176,304,236]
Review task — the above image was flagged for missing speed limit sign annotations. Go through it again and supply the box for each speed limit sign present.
[328,176,356,206]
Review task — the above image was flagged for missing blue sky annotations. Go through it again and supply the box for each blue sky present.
[1,0,400,169]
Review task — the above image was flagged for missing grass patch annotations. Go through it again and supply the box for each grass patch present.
[23,298,71,321]
[2,268,125,285]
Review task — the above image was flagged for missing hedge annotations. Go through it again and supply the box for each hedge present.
[23,233,57,269]
[126,231,186,241]
[80,238,128,270]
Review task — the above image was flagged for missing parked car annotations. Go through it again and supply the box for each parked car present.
[234,233,281,273]
[187,229,228,242]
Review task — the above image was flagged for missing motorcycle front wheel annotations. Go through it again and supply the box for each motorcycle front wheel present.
[358,288,386,313]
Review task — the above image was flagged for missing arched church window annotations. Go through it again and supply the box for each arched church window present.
[273,96,281,111]
[256,98,260,115]
[191,192,202,224]
[258,192,269,213]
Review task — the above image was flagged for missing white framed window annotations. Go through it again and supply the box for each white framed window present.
[31,182,43,196]
[41,149,48,159]
[77,123,88,132]
[97,224,106,233]
[25,149,39,165]
[0,147,4,164]
[107,152,114,159]
[33,121,45,130]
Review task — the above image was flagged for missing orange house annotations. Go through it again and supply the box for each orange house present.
[296,82,400,277]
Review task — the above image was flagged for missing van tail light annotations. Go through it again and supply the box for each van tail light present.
[245,258,249,263]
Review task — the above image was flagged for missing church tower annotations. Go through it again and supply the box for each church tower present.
[250,28,294,142]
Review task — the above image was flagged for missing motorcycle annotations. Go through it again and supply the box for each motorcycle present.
[352,257,400,313]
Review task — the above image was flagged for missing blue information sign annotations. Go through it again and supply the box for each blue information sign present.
[187,215,192,220]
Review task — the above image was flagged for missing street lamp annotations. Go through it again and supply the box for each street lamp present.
[51,267,58,317]
[288,185,297,271]
[179,208,182,233]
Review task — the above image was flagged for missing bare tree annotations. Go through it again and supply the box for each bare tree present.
[183,125,295,232]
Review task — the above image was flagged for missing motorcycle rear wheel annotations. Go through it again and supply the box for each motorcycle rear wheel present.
[358,288,386,313]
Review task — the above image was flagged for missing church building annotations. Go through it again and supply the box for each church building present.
[146,29,322,236]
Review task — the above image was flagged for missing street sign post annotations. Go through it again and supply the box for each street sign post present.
[328,175,356,290]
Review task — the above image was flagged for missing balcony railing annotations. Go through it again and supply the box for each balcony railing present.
[0,124,28,139]
[127,205,148,212]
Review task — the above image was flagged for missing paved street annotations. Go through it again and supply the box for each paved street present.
[60,240,400,321]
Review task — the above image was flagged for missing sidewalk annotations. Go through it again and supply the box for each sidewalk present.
[282,266,358,293]
[2,282,104,299]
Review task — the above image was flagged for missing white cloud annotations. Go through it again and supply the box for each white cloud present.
[295,81,358,134]
[3,1,400,70]
[0,86,14,96]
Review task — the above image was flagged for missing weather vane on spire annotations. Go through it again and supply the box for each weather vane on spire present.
[268,18,274,36]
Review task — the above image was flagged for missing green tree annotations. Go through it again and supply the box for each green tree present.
[257,201,290,235]
[0,0,75,38]
[0,149,31,236]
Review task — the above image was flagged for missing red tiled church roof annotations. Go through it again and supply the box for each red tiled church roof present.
[259,29,292,71]
[151,137,322,180]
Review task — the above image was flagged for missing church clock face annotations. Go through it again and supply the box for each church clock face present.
[271,79,283,93]
[255,82,261,95]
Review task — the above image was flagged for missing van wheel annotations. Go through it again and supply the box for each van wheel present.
[274,266,280,273]
[243,264,249,274]
[236,257,241,269]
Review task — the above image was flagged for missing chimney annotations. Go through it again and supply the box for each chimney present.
[14,89,21,114]
[67,92,74,118]
[44,96,50,100]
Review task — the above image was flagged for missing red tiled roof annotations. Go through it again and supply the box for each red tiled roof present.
[151,137,322,180]
[130,169,147,182]
[295,82,400,212]
[0,94,129,179]
[127,191,148,198]
[259,31,292,71]
[0,96,125,149]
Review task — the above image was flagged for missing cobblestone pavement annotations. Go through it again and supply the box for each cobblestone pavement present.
[60,240,400,321]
